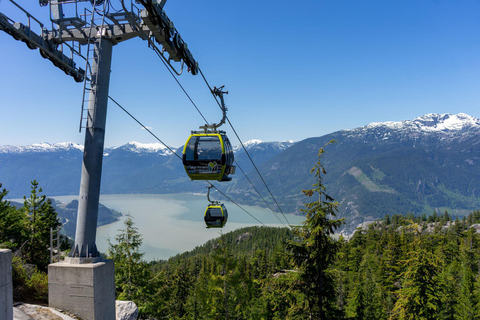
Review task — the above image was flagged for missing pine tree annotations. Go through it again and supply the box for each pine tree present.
[22,180,61,270]
[437,263,459,320]
[170,262,193,318]
[389,235,442,320]
[346,253,383,320]
[0,184,27,250]
[287,141,344,319]
[455,233,479,320]
[107,215,153,308]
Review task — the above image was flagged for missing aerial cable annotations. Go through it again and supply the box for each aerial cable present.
[150,48,209,125]
[207,181,267,227]
[199,69,291,226]
[119,0,209,125]
[108,95,181,160]
[234,161,286,227]
[108,95,268,227]
[228,121,292,227]
[106,0,122,13]
[114,2,284,226]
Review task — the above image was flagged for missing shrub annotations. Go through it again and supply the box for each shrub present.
[11,255,48,304]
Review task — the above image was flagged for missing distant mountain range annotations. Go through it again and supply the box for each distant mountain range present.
[0,138,294,197]
[229,113,480,232]
[2,113,480,232]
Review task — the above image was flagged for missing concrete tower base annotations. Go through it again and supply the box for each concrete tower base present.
[48,259,115,320]
[0,249,13,320]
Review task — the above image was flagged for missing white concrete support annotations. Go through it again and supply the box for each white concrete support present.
[48,259,115,320]
[0,249,13,320]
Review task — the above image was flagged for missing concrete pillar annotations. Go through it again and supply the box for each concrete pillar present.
[0,249,13,320]
[48,258,115,320]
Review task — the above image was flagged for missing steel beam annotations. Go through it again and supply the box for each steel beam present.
[70,38,113,258]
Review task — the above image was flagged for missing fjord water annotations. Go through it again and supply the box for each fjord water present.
[53,194,305,261]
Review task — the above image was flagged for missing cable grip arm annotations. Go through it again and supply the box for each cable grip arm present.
[200,85,228,132]
[206,183,219,205]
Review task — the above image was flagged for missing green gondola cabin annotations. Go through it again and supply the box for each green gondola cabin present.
[182,131,235,181]
[204,203,228,228]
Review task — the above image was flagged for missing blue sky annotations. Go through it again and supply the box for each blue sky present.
[1,0,479,148]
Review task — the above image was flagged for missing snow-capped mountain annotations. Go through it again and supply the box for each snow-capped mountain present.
[106,141,176,156]
[0,142,84,154]
[344,113,480,141]
[232,113,480,233]
[233,139,296,173]
[233,139,295,152]
[3,113,480,233]
[0,139,293,156]
[362,113,480,132]
[0,139,295,197]
[242,139,264,149]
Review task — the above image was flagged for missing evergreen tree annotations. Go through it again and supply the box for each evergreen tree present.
[287,142,344,319]
[346,253,383,320]
[170,262,193,318]
[390,235,442,320]
[437,263,459,320]
[455,235,479,320]
[22,180,61,270]
[0,184,27,250]
[107,214,154,313]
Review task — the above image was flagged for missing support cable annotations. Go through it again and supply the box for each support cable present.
[150,47,209,125]
[228,120,291,226]
[119,0,209,125]
[108,95,268,227]
[207,182,267,227]
[115,1,288,226]
[108,95,181,160]
[199,69,292,227]
[234,161,286,227]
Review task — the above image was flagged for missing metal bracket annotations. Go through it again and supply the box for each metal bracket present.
[199,85,229,132]
[207,184,220,205]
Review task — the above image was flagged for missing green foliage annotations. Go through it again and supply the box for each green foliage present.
[0,184,27,250]
[0,181,62,303]
[389,236,442,320]
[21,180,62,270]
[287,141,345,319]
[106,215,152,303]
[103,209,480,320]
[11,256,49,304]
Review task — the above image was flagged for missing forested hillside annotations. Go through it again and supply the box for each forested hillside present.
[0,181,66,304]
[107,211,480,319]
[3,146,480,319]
[105,146,480,319]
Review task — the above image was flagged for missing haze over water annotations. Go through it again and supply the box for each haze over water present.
[52,194,305,261]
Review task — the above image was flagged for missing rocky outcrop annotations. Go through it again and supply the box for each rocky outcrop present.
[235,232,251,244]
[116,301,138,320]
[13,303,79,320]
[13,301,138,320]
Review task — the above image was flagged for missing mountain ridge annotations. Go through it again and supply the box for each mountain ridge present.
[1,113,479,232]
[229,113,480,232]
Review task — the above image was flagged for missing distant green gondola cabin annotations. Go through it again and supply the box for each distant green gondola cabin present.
[204,203,228,228]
